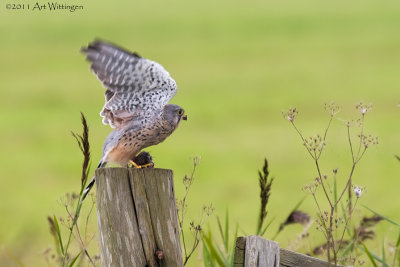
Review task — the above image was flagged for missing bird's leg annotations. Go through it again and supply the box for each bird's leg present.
[129,160,154,169]
[129,160,141,168]
[140,162,154,168]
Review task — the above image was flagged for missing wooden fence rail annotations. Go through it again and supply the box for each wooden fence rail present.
[234,236,341,267]
[95,168,183,267]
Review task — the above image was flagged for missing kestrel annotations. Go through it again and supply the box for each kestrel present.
[81,40,187,199]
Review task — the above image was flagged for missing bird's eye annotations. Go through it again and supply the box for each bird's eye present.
[177,109,184,115]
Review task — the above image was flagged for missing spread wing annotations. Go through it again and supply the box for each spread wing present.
[81,40,177,128]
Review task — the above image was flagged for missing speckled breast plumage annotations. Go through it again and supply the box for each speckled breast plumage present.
[103,115,177,166]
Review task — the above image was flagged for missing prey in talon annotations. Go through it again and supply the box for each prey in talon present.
[80,40,187,200]
[129,151,154,169]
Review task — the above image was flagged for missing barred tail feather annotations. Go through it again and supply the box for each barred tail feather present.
[82,161,107,201]
[82,177,95,200]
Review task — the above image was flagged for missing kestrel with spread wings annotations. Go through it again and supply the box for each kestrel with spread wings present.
[80,40,187,198]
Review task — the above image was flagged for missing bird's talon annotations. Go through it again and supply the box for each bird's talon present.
[141,162,154,168]
[129,160,141,168]
[129,160,154,169]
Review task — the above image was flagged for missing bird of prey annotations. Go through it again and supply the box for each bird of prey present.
[81,40,187,199]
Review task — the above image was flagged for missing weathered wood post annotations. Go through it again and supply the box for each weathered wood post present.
[95,168,183,267]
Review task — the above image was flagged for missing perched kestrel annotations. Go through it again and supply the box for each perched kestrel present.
[81,40,187,199]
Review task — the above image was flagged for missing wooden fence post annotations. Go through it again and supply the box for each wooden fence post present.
[95,168,183,267]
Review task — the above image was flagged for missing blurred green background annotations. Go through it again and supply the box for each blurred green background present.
[1,0,399,266]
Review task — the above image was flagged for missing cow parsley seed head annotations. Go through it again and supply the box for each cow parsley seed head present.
[356,102,373,115]
[304,134,326,153]
[282,108,298,122]
[354,186,362,198]
[359,133,379,148]
[324,101,340,118]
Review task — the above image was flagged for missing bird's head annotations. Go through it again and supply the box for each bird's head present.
[163,104,187,126]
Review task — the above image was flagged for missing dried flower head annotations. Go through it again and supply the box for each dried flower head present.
[358,133,379,148]
[324,101,340,118]
[353,186,362,198]
[202,204,215,216]
[355,102,373,115]
[302,179,319,195]
[192,155,201,167]
[183,174,193,189]
[344,118,363,128]
[304,134,326,154]
[282,108,298,122]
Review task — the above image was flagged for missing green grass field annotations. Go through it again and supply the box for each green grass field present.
[1,0,399,266]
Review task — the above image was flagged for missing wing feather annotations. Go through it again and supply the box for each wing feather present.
[81,40,177,128]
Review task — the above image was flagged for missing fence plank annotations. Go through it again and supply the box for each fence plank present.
[234,236,342,267]
[128,169,158,266]
[279,248,331,267]
[95,168,147,267]
[130,168,183,266]
[95,167,183,267]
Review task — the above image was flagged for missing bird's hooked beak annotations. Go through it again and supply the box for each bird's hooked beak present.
[182,113,188,121]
